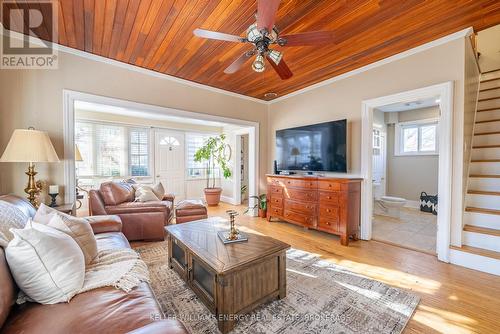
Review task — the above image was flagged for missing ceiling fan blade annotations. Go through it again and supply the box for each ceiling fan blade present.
[224,51,255,74]
[266,54,293,80]
[193,28,244,43]
[257,0,281,32]
[279,31,335,46]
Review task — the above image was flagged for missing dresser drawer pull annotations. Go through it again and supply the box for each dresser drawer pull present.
[327,196,332,200]
[326,222,330,225]
[326,209,331,213]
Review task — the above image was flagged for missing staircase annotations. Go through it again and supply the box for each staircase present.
[450,68,500,275]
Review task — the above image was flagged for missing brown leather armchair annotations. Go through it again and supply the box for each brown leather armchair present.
[89,181,174,241]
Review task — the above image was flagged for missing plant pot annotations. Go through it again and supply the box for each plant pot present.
[204,187,222,206]
[258,208,267,218]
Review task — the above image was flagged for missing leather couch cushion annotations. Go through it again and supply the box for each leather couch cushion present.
[105,201,172,215]
[0,248,16,329]
[95,232,130,251]
[1,283,167,334]
[100,182,135,206]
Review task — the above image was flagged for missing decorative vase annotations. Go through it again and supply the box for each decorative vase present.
[204,187,222,206]
[258,208,267,218]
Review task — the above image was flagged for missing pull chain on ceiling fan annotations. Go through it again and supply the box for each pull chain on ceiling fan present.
[193,0,335,80]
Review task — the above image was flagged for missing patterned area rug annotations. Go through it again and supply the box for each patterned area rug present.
[134,242,419,334]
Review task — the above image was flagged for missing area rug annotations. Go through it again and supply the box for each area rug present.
[134,242,419,334]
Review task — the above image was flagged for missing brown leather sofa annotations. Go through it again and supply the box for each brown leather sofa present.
[89,181,175,241]
[0,194,187,334]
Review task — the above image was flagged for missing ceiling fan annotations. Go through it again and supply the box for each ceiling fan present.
[193,0,335,80]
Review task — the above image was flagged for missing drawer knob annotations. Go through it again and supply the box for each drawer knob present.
[327,209,331,212]
[327,196,332,199]
[329,184,332,187]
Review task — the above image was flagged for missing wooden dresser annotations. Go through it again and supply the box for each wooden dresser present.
[266,174,362,246]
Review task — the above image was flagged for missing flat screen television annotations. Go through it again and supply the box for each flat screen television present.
[276,119,347,173]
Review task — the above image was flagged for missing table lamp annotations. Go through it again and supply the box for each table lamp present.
[0,128,60,207]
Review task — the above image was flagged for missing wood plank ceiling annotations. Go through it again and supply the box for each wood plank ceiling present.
[2,0,500,101]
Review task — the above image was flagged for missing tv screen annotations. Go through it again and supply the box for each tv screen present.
[276,119,347,173]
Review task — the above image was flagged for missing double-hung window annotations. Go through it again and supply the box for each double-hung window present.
[395,119,438,156]
[75,121,151,180]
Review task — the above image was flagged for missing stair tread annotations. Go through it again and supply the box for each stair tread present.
[450,245,500,260]
[477,107,500,112]
[468,190,500,196]
[465,207,500,215]
[482,68,500,74]
[471,159,500,162]
[464,224,500,237]
[473,145,500,149]
[469,174,500,178]
[480,87,500,93]
[476,118,500,123]
[474,131,500,136]
[478,96,500,102]
[481,77,500,83]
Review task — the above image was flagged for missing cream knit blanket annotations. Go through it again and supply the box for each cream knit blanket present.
[17,248,149,304]
[80,247,150,293]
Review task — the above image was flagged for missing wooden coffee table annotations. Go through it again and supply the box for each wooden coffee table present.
[165,217,290,333]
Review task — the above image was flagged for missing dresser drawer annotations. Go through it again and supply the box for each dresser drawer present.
[269,186,283,198]
[318,217,339,232]
[319,191,339,206]
[318,180,341,192]
[282,178,317,189]
[285,199,316,215]
[268,207,283,217]
[283,210,315,227]
[319,205,339,220]
[269,197,283,208]
[267,177,284,187]
[285,188,318,202]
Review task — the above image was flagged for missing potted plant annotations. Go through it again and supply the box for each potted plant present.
[244,194,267,218]
[194,134,232,206]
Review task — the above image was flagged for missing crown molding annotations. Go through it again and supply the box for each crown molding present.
[0,24,268,105]
[268,27,474,104]
[1,24,473,106]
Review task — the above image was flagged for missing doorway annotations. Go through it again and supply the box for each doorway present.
[155,130,186,201]
[361,82,454,262]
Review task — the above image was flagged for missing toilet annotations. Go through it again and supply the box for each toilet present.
[378,196,407,218]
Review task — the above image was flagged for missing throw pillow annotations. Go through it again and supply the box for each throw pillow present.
[6,223,85,304]
[133,183,165,202]
[0,201,29,247]
[34,204,98,265]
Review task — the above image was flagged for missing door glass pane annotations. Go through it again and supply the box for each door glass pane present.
[402,127,418,152]
[172,242,186,268]
[193,259,214,298]
[420,125,436,152]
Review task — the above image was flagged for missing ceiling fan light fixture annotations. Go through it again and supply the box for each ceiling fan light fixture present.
[247,23,262,43]
[268,50,283,65]
[252,54,265,72]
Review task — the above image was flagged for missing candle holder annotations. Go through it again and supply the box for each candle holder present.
[49,193,58,207]
[217,210,248,244]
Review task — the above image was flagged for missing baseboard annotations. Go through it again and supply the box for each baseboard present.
[220,195,238,205]
[449,248,500,276]
[405,200,420,209]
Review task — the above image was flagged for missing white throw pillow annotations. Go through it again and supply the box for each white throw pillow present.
[34,204,98,265]
[133,183,165,202]
[6,222,85,304]
[0,201,28,247]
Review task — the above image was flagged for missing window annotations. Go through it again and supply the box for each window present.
[75,121,151,179]
[186,133,220,179]
[395,119,438,156]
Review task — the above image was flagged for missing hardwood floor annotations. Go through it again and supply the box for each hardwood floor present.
[206,203,500,334]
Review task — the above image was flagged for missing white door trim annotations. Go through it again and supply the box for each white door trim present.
[360,81,454,262]
[63,90,260,210]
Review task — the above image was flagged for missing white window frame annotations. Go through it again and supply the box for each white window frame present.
[394,118,439,156]
[75,120,153,182]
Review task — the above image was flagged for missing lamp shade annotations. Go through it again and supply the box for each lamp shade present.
[0,129,60,163]
[74,144,83,161]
